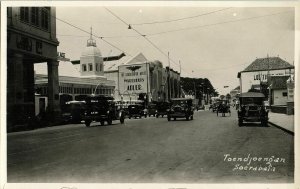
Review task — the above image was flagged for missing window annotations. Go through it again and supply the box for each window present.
[31,7,39,26]
[41,8,49,30]
[282,92,287,97]
[36,41,42,54]
[20,7,29,22]
[82,64,87,72]
[89,64,93,71]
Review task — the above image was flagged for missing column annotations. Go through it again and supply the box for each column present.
[47,60,60,115]
[13,53,24,104]
[7,53,24,128]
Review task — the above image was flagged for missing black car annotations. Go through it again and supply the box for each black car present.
[167,98,194,121]
[147,103,157,117]
[83,95,125,127]
[238,92,269,127]
[61,101,86,124]
[156,102,170,118]
[128,104,147,119]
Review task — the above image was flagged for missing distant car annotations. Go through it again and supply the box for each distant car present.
[238,92,269,127]
[167,98,194,121]
[61,101,86,124]
[148,103,157,117]
[83,95,125,127]
[128,104,147,119]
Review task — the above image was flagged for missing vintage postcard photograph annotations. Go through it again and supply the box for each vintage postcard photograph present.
[1,1,299,188]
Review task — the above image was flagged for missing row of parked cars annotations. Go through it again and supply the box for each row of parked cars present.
[61,95,195,126]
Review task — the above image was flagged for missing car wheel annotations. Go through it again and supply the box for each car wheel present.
[261,120,267,127]
[161,115,164,118]
[186,116,189,121]
[174,117,176,121]
[85,120,91,127]
[107,118,112,125]
[191,115,193,120]
[167,115,171,121]
[145,114,147,118]
[238,119,243,127]
[100,120,105,126]
[156,114,159,118]
[129,116,131,119]
[120,117,125,124]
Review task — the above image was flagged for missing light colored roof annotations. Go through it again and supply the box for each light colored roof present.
[104,52,148,71]
[81,46,102,57]
[34,61,81,77]
[239,92,265,98]
[104,55,131,71]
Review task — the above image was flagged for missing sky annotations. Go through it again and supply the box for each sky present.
[48,5,295,96]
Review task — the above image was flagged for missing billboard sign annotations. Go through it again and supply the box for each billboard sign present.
[118,63,149,95]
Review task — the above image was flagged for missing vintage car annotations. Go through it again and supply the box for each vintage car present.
[237,92,269,127]
[147,103,157,117]
[216,100,231,117]
[167,98,194,121]
[61,101,86,124]
[156,102,170,118]
[83,95,125,127]
[128,104,147,119]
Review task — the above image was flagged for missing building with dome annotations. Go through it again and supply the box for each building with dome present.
[34,28,115,115]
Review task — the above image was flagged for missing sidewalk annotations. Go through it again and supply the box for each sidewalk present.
[268,111,294,134]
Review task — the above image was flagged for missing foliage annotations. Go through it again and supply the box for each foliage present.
[180,77,218,100]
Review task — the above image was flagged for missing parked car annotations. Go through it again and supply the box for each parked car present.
[83,95,125,127]
[128,104,147,119]
[148,103,157,117]
[156,102,170,118]
[167,98,194,121]
[238,92,269,127]
[61,101,86,124]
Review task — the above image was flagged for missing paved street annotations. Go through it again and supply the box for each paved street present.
[7,109,294,183]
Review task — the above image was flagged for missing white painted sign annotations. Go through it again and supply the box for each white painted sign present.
[118,63,149,95]
[240,69,293,93]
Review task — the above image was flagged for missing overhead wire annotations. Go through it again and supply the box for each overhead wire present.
[55,16,133,57]
[146,10,293,36]
[56,10,292,40]
[104,7,187,73]
[131,7,232,25]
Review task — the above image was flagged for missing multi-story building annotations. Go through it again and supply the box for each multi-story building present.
[7,7,59,129]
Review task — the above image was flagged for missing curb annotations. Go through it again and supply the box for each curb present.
[268,121,294,136]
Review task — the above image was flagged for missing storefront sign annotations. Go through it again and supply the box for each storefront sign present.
[118,64,149,95]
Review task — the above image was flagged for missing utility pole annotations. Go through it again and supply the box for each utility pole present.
[168,52,171,101]
[179,60,181,97]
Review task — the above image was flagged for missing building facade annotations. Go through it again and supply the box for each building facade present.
[35,28,115,112]
[7,7,60,129]
[103,52,181,103]
[237,56,294,114]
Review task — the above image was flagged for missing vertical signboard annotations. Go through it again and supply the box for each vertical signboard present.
[118,63,149,95]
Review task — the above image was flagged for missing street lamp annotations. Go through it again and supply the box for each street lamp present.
[93,83,104,95]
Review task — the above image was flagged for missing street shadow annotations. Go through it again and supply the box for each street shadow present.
[240,122,269,127]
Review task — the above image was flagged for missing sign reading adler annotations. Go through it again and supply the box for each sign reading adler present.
[118,64,149,95]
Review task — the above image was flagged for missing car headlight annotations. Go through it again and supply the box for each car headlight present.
[107,111,110,114]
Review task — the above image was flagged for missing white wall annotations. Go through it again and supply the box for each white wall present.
[240,69,294,93]
[273,89,288,106]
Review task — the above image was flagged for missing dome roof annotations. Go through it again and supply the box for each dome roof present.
[81,46,102,57]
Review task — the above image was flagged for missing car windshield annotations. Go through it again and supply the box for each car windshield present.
[171,100,192,106]
[240,97,263,105]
